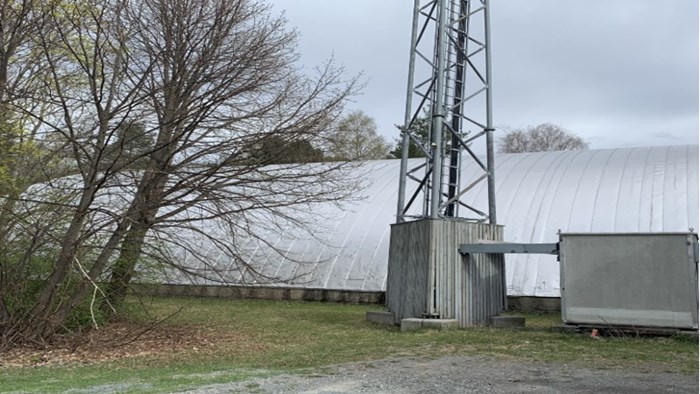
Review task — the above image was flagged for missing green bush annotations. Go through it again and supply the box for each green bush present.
[64,292,107,331]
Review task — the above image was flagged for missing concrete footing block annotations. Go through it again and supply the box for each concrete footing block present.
[490,315,526,328]
[401,318,425,332]
[366,311,395,326]
[422,319,459,330]
[401,318,459,331]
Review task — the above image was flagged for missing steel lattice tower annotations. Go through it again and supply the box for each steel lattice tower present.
[396,0,496,224]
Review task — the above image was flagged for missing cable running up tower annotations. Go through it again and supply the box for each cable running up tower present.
[396,0,496,223]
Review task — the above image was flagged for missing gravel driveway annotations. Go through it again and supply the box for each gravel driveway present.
[181,355,699,393]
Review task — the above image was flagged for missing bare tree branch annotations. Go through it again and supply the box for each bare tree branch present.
[497,123,589,153]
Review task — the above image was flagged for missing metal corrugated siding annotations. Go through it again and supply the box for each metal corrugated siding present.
[386,219,504,326]
[456,223,505,326]
[167,145,698,297]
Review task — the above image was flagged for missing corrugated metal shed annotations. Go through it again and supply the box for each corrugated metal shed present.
[162,145,699,297]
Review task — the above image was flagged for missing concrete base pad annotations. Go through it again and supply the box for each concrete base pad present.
[490,316,526,328]
[366,311,395,326]
[401,318,459,332]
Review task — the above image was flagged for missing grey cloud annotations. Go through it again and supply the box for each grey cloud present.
[272,0,698,149]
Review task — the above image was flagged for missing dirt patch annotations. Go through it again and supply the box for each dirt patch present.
[0,323,261,368]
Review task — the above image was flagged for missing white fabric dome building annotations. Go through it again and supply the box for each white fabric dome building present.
[163,145,698,298]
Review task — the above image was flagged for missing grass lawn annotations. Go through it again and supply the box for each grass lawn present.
[0,296,697,393]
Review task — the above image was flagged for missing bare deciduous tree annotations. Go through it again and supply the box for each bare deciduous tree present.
[497,123,589,153]
[101,0,360,311]
[1,0,361,345]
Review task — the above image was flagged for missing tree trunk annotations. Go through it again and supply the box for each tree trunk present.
[103,222,149,314]
[20,182,101,339]
[102,164,169,315]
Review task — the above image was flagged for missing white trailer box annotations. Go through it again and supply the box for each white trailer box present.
[559,232,698,330]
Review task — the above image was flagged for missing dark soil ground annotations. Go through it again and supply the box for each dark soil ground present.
[0,322,251,368]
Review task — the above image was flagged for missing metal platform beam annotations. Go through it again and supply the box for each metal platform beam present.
[459,242,559,255]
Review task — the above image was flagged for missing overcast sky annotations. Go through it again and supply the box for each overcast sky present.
[271,0,698,150]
